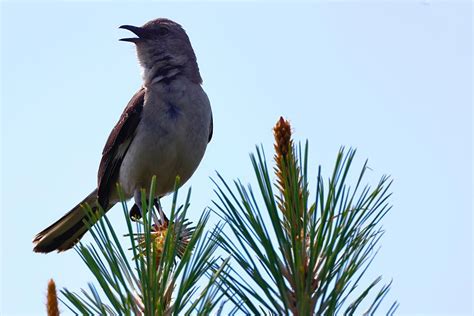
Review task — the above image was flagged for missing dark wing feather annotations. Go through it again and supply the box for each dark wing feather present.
[208,112,213,143]
[97,88,145,208]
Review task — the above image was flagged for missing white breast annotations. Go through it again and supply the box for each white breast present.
[118,78,211,198]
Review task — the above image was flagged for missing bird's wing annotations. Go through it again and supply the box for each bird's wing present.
[208,112,213,143]
[97,88,145,208]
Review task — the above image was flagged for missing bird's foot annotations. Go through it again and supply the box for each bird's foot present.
[129,204,142,221]
[153,198,169,226]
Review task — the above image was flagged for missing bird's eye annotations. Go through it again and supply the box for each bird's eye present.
[158,27,169,36]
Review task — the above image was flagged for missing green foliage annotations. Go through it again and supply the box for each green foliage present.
[61,177,227,315]
[213,144,398,314]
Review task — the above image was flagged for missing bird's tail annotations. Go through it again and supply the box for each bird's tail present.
[33,189,101,253]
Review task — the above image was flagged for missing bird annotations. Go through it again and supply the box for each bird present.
[33,18,213,253]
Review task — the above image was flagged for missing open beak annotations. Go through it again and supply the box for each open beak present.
[119,25,150,42]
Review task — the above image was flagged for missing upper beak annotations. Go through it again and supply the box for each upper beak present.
[119,25,150,42]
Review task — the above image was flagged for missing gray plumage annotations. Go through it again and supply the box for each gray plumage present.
[33,18,212,253]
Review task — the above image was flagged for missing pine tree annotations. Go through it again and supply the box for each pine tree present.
[53,117,397,315]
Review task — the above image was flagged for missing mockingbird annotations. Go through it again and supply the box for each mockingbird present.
[33,18,213,253]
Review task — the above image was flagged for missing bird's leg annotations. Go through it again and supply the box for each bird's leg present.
[154,198,169,225]
[129,189,144,221]
[130,190,169,227]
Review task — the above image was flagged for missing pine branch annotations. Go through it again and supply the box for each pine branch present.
[60,177,227,315]
[214,116,397,314]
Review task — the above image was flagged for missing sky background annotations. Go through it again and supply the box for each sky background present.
[1,1,472,315]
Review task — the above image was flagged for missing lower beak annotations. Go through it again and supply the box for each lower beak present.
[119,25,149,42]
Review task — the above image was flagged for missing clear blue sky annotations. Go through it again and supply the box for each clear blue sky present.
[1,1,472,315]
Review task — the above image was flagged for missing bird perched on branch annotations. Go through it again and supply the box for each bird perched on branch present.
[33,18,213,253]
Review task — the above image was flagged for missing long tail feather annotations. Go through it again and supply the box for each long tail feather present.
[33,189,100,253]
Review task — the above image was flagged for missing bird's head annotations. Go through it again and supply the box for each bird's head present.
[120,18,201,84]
